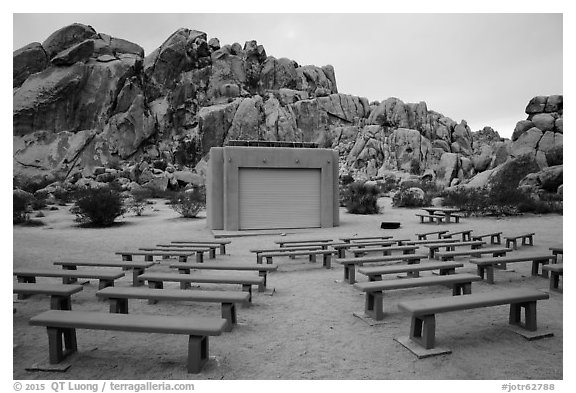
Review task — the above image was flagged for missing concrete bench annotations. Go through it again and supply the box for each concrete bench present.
[423,241,485,259]
[171,240,232,255]
[138,272,265,302]
[274,238,333,248]
[441,229,473,242]
[353,273,482,321]
[396,288,550,356]
[504,233,535,250]
[152,244,218,259]
[542,264,563,292]
[469,255,557,284]
[340,235,393,243]
[406,238,459,246]
[415,230,449,240]
[472,232,503,244]
[115,249,209,263]
[250,245,324,263]
[53,260,155,287]
[336,254,429,284]
[258,249,336,268]
[446,213,464,223]
[96,287,249,332]
[331,240,407,258]
[14,269,124,290]
[13,283,83,309]
[350,238,410,246]
[350,245,418,258]
[29,310,226,373]
[169,262,278,291]
[415,213,446,224]
[549,247,563,263]
[358,262,464,281]
[435,247,512,261]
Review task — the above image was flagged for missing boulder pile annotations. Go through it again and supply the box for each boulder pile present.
[13,23,562,197]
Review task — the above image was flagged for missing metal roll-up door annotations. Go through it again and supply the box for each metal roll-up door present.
[238,168,321,230]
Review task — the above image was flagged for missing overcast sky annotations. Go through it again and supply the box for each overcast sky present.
[11,11,563,138]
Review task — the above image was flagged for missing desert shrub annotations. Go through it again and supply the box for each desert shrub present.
[31,196,48,210]
[53,186,75,204]
[393,179,440,208]
[440,184,562,216]
[70,186,126,226]
[169,186,206,218]
[343,181,380,214]
[378,176,400,193]
[13,190,34,224]
[126,189,152,216]
[392,187,431,207]
[14,176,54,194]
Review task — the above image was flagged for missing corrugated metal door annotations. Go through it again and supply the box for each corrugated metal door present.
[238,168,321,230]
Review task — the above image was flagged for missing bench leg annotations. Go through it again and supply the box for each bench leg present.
[110,298,129,314]
[258,271,267,291]
[62,276,78,284]
[219,245,226,255]
[344,265,356,284]
[485,266,495,284]
[369,274,383,282]
[50,295,72,310]
[132,268,145,287]
[531,261,548,277]
[409,314,436,350]
[550,272,561,291]
[195,253,203,263]
[221,303,236,332]
[439,268,455,276]
[98,279,114,290]
[187,335,209,373]
[144,255,153,262]
[494,234,501,244]
[209,249,216,259]
[242,284,252,303]
[309,254,317,263]
[476,265,485,280]
[265,256,273,265]
[148,281,163,304]
[323,254,331,269]
[509,301,538,331]
[47,327,77,364]
[337,249,346,258]
[121,255,132,261]
[452,282,472,296]
[364,291,384,321]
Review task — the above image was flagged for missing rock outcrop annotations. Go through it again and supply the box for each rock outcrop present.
[13,23,562,195]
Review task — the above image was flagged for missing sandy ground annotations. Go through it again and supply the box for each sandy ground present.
[11,198,563,381]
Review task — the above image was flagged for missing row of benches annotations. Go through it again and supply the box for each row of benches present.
[18,238,285,373]
[339,238,560,356]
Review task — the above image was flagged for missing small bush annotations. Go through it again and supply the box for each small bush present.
[70,186,126,226]
[169,187,206,218]
[343,181,380,215]
[440,184,562,216]
[127,189,151,216]
[392,188,430,208]
[13,190,33,224]
[31,196,48,210]
[53,186,75,204]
